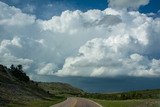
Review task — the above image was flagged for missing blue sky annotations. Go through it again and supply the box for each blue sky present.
[139,0,160,13]
[0,0,160,92]
[1,0,160,19]
[1,0,108,19]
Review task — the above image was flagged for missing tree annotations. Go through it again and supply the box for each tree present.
[10,64,30,83]
[17,64,23,71]
[10,64,15,71]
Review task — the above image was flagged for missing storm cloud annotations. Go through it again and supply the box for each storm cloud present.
[0,1,160,78]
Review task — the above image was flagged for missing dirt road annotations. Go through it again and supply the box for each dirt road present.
[51,97,102,107]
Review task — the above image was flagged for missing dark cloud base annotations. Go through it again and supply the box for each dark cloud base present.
[33,75,160,93]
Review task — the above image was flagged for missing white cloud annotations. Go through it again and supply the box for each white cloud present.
[0,1,160,78]
[0,53,33,70]
[108,0,150,10]
[0,37,33,70]
[40,10,121,34]
[36,63,57,75]
[56,9,160,77]
[0,2,35,26]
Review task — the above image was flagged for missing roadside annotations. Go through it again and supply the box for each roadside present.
[93,99,160,107]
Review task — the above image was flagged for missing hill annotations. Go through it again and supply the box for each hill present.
[0,64,82,107]
[38,82,84,97]
[0,64,55,106]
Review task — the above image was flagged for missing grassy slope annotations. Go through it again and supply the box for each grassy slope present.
[7,97,66,107]
[0,64,82,107]
[38,82,84,97]
[0,65,65,107]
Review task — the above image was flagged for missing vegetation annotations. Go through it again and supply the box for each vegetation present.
[10,64,30,83]
[0,64,61,107]
[82,89,160,100]
[0,64,81,107]
[7,97,65,107]
[94,99,160,107]
[38,82,84,97]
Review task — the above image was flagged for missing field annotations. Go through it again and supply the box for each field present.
[94,99,160,107]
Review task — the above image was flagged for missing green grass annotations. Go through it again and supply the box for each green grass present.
[94,99,160,107]
[7,97,66,107]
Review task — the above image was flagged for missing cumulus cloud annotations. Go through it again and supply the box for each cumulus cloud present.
[0,2,35,26]
[0,1,160,77]
[36,63,58,75]
[0,37,33,69]
[0,37,22,48]
[108,0,150,10]
[56,9,160,77]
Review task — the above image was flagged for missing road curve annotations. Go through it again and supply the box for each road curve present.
[50,97,102,107]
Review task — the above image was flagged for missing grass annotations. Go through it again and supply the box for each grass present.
[93,99,160,107]
[7,97,66,107]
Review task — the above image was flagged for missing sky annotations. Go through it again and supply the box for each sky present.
[0,0,160,92]
[0,0,160,19]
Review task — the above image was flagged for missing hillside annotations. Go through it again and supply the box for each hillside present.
[38,82,84,96]
[0,64,55,106]
[0,64,82,107]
